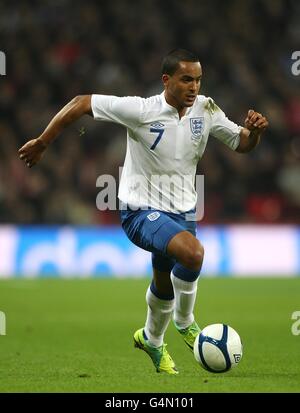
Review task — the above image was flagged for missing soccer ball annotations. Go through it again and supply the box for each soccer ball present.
[193,323,243,373]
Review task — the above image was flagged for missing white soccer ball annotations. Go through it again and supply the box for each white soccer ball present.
[193,323,243,373]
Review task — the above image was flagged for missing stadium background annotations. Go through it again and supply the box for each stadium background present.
[0,0,300,394]
[0,0,299,277]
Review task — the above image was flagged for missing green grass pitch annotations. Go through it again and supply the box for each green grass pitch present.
[0,277,299,393]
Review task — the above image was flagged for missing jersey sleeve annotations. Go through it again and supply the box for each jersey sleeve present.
[91,94,143,130]
[208,99,242,151]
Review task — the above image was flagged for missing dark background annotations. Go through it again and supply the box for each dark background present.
[0,0,299,225]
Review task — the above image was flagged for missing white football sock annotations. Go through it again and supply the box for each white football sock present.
[171,272,198,329]
[144,286,174,348]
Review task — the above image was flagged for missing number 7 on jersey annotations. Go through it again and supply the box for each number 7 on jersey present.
[150,128,164,150]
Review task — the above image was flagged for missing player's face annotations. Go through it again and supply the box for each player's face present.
[163,61,202,110]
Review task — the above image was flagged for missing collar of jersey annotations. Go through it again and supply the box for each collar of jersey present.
[160,92,193,119]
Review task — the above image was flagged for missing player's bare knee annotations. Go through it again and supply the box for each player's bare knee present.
[182,241,204,270]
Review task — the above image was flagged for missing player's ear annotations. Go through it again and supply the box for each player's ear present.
[162,74,170,87]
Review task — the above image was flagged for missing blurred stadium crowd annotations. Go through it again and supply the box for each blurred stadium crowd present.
[0,0,299,225]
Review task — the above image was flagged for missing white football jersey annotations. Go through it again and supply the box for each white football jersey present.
[91,92,242,213]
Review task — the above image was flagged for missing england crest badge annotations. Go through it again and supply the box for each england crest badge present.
[190,117,204,140]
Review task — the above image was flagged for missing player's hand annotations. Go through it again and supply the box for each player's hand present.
[18,138,47,168]
[244,110,269,132]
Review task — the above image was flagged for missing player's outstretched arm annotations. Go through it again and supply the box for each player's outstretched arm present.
[236,109,269,153]
[18,95,92,167]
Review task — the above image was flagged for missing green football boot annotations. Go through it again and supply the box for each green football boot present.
[174,320,201,351]
[133,328,178,375]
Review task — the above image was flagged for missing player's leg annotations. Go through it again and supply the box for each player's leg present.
[167,230,203,350]
[167,230,204,272]
[144,254,175,349]
[134,254,178,374]
[141,229,203,355]
[121,208,201,370]
[152,258,174,297]
[121,209,179,374]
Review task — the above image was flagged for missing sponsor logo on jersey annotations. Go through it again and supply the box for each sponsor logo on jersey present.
[190,117,204,139]
[147,211,160,221]
[150,122,164,129]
